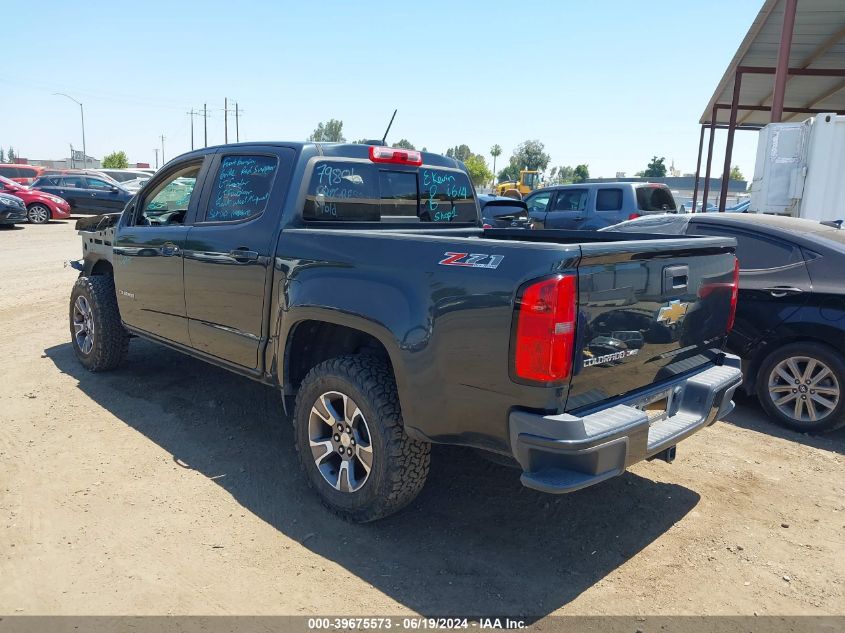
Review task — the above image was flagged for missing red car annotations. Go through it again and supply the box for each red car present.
[0,176,71,223]
[0,164,44,185]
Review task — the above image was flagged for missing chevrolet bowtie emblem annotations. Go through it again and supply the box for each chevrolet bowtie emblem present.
[656,300,689,325]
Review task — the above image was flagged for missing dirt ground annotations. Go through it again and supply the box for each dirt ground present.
[1,219,843,618]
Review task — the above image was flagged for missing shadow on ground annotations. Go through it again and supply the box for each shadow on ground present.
[47,339,700,618]
[726,392,845,456]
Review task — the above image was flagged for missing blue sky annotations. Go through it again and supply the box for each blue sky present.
[1,0,761,180]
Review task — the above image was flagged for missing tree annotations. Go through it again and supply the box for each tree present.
[102,151,129,169]
[6,146,16,163]
[573,164,590,183]
[642,156,667,178]
[498,164,519,184]
[0,148,5,163]
[308,119,346,143]
[729,165,745,181]
[508,139,550,173]
[464,154,493,188]
[392,139,415,150]
[445,144,473,162]
[490,144,502,185]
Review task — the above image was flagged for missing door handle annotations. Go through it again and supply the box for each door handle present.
[763,286,803,298]
[572,215,585,220]
[160,242,180,256]
[228,248,259,262]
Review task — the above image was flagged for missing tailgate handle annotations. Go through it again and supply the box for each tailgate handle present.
[763,286,803,298]
[663,265,689,291]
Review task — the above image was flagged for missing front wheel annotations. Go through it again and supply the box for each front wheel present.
[756,342,845,432]
[27,204,51,224]
[293,355,431,522]
[69,275,129,372]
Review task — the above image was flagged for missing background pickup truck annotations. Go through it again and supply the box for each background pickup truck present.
[70,142,742,522]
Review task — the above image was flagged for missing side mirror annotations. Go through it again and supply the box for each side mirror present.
[111,185,119,193]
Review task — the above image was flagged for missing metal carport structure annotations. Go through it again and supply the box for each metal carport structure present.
[694,0,845,213]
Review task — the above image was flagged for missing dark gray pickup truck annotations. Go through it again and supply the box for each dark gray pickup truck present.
[70,142,742,521]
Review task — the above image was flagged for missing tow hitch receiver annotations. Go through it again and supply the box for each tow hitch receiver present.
[648,445,677,464]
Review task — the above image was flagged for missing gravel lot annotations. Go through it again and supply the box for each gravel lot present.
[1,219,843,617]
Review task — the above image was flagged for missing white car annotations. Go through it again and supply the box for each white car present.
[119,177,150,193]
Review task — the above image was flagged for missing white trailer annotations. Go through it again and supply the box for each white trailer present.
[750,113,845,221]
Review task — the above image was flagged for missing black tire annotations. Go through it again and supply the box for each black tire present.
[293,355,430,522]
[69,275,129,372]
[27,203,51,224]
[756,341,845,433]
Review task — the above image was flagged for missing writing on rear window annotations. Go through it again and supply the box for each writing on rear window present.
[206,155,277,222]
[303,161,476,223]
[422,169,471,222]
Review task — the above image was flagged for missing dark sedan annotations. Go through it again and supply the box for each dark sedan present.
[603,213,845,432]
[0,192,28,226]
[31,174,133,215]
[478,194,528,228]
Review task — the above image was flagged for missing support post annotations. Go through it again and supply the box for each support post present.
[720,71,743,212]
[691,125,705,214]
[771,0,798,122]
[701,106,718,212]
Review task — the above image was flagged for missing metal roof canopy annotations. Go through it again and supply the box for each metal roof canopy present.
[693,0,845,213]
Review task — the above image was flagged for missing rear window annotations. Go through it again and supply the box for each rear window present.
[0,166,19,178]
[636,186,676,212]
[303,161,476,223]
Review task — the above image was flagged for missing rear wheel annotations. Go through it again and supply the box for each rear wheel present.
[69,275,129,371]
[756,342,845,432]
[293,355,430,522]
[27,204,51,224]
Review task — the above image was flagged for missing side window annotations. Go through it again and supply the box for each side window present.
[204,155,278,222]
[525,191,552,213]
[62,176,85,188]
[691,225,801,270]
[595,188,623,212]
[551,188,588,212]
[86,178,114,190]
[136,163,201,226]
[637,186,676,211]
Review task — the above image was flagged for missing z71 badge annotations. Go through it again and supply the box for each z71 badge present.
[438,252,504,269]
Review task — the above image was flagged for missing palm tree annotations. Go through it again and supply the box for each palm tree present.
[490,144,502,188]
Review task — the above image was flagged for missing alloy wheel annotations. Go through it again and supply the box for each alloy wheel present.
[308,391,373,492]
[768,356,840,423]
[72,295,95,355]
[28,205,50,224]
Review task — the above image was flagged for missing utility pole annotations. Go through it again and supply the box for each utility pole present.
[235,101,240,142]
[187,109,203,151]
[160,134,166,165]
[54,93,87,169]
[69,144,75,169]
[153,148,159,169]
[203,103,208,148]
[188,109,195,150]
[224,97,229,144]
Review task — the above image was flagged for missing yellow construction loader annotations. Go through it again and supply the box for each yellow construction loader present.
[494,169,540,199]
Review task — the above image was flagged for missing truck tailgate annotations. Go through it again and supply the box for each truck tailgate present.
[565,238,736,411]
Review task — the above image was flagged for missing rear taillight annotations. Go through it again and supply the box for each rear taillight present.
[513,275,577,383]
[482,223,493,229]
[727,258,739,332]
[628,213,641,220]
[369,145,423,166]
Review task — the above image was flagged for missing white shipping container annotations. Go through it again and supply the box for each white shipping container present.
[750,113,845,221]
